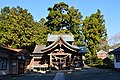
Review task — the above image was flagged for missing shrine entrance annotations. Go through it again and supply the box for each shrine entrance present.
[48,49,71,70]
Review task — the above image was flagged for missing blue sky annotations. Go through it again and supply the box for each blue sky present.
[0,0,120,44]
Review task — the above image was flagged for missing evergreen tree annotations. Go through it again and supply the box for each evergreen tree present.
[0,6,47,52]
[82,9,108,65]
[45,2,83,45]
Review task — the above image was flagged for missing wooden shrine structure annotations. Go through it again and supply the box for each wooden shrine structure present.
[31,34,87,70]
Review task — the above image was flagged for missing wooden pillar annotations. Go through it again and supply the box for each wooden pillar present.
[80,55,84,67]
[50,54,52,66]
[60,58,61,69]
[69,54,72,66]
[64,58,66,67]
[69,54,72,62]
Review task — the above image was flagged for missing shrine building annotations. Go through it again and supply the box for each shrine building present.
[28,34,87,71]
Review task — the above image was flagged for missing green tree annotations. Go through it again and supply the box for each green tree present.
[82,9,107,65]
[46,2,69,31]
[45,2,83,45]
[36,18,48,45]
[0,6,47,52]
[68,6,83,45]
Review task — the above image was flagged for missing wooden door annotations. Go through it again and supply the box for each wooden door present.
[18,60,25,74]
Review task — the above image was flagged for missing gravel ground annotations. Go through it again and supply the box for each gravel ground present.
[2,68,120,80]
[3,73,55,80]
[65,68,120,80]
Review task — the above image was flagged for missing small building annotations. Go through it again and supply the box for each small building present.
[28,34,87,71]
[0,45,31,76]
[97,50,108,59]
[109,47,120,68]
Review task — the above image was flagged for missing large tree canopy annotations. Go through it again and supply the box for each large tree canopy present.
[45,2,83,45]
[82,9,108,64]
[46,2,69,31]
[0,6,47,52]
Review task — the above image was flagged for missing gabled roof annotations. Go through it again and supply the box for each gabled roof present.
[109,47,120,54]
[47,34,74,42]
[33,34,87,54]
[97,50,107,54]
[41,36,79,52]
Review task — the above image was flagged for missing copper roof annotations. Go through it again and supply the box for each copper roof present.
[42,36,79,52]
[47,34,74,42]
[33,34,87,54]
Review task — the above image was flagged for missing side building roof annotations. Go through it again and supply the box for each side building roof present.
[97,50,107,54]
[109,46,120,54]
[0,45,30,57]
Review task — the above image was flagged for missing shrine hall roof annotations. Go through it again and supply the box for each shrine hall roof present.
[47,34,74,42]
[42,36,79,52]
[33,34,88,54]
